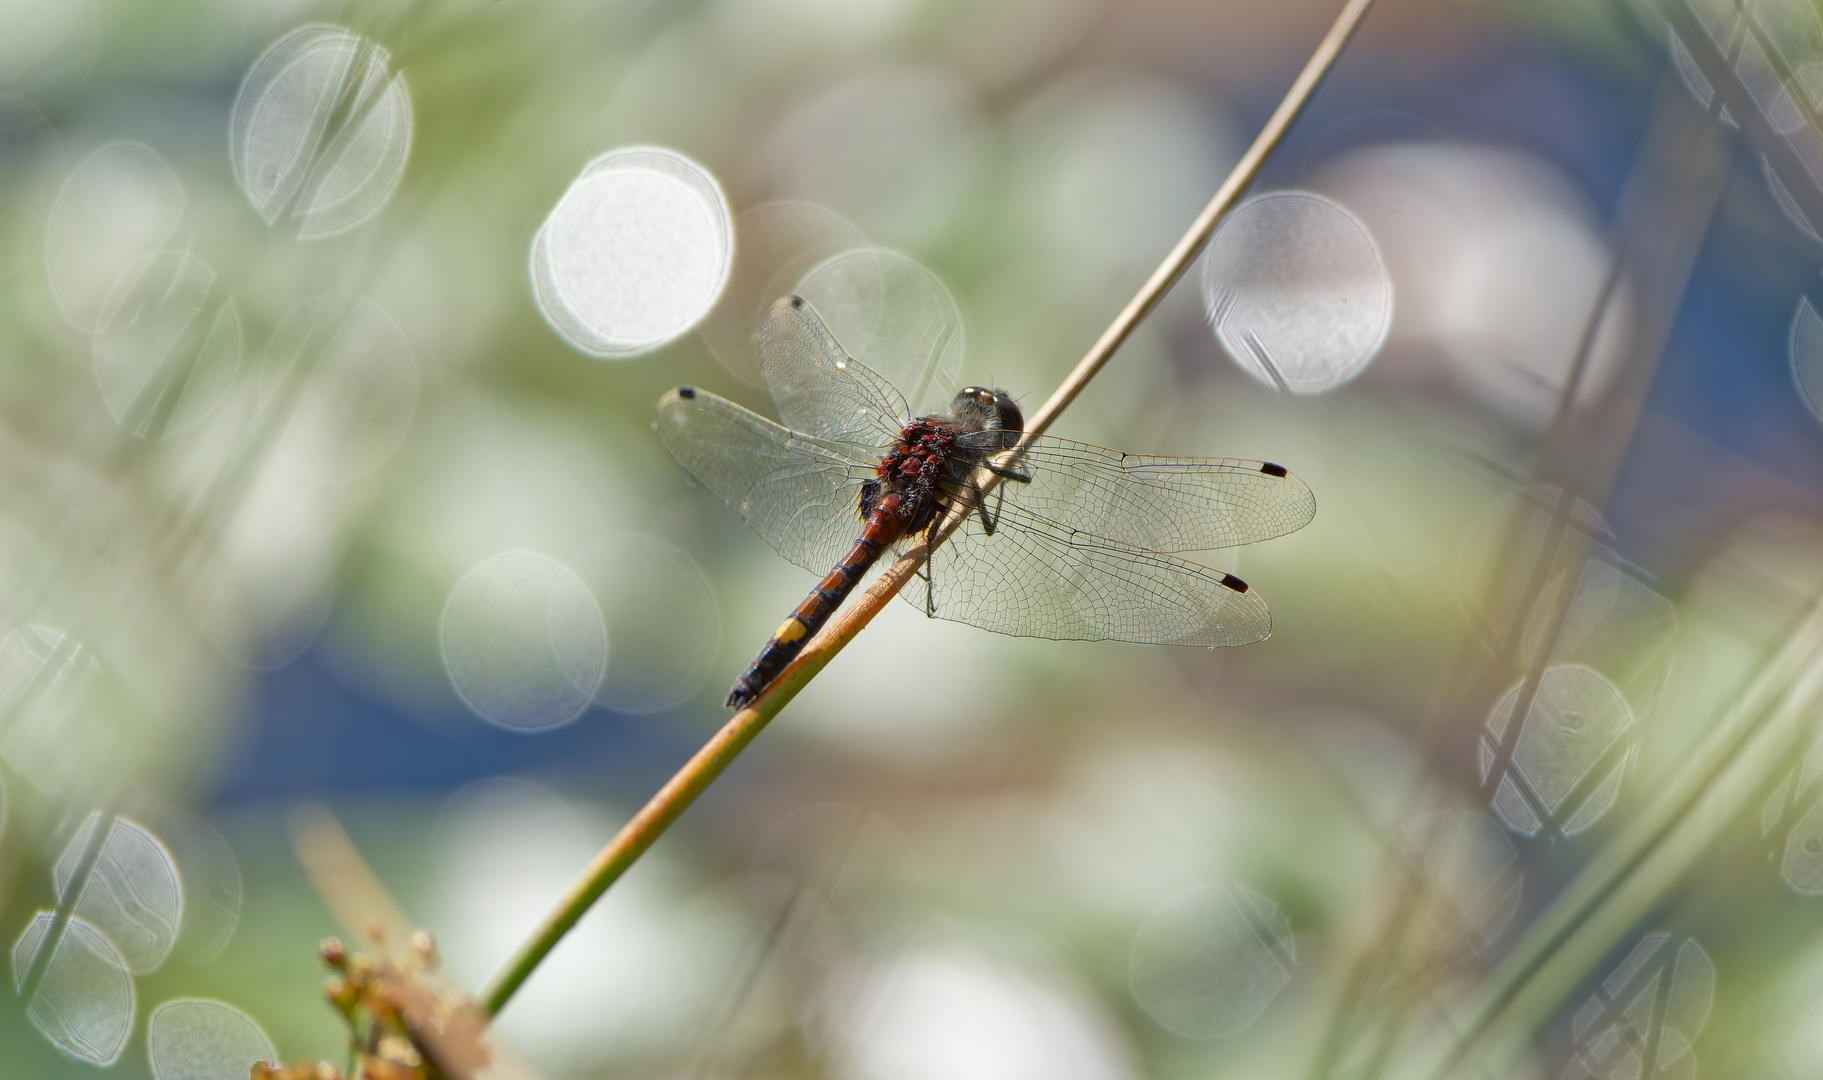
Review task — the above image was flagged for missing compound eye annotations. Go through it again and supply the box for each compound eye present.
[992,391,1024,433]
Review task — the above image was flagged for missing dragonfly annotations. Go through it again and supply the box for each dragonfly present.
[656,295,1317,709]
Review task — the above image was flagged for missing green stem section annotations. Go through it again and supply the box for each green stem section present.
[480,0,1376,1020]
[480,675,798,1015]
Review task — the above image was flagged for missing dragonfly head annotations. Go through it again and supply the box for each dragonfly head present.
[953,386,1024,435]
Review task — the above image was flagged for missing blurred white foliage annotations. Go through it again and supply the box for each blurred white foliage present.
[712,0,916,69]
[819,947,1136,1080]
[433,781,749,1073]
[1012,70,1236,288]
[1317,142,1630,426]
[767,66,983,248]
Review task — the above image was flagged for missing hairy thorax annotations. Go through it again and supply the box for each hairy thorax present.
[860,415,981,534]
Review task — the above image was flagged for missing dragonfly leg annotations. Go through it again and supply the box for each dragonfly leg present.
[971,477,1014,536]
[906,543,937,616]
[924,547,936,616]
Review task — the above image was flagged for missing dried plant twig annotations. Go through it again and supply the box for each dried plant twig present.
[290,804,419,954]
[480,0,1376,1019]
[292,804,542,1080]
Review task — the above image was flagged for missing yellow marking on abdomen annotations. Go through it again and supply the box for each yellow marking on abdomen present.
[773,618,808,645]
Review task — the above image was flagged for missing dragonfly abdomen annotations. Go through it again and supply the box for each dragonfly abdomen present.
[725,494,914,709]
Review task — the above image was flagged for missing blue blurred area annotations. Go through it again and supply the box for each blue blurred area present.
[211,649,715,804]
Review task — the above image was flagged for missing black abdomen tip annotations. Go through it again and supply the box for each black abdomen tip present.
[789,295,805,309]
[1259,462,1288,477]
[678,386,696,399]
[1221,573,1250,593]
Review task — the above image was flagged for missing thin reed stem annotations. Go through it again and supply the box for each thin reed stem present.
[17,810,116,1006]
[1423,596,1823,1079]
[479,0,1376,1019]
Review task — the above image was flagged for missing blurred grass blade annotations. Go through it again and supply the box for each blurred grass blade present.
[1422,596,1823,1078]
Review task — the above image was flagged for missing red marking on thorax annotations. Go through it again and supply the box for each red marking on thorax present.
[877,419,956,485]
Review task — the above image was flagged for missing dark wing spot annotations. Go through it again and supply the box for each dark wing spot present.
[1220,573,1250,593]
[790,295,805,309]
[1259,462,1288,477]
[678,386,696,399]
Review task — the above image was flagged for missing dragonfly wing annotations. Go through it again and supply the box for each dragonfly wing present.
[907,498,1272,646]
[958,434,1316,553]
[656,386,875,575]
[758,295,911,449]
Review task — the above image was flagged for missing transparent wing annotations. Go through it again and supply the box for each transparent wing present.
[758,295,910,450]
[655,386,875,575]
[955,433,1316,553]
[911,496,1272,645]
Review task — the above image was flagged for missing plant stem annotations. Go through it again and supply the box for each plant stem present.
[480,675,803,1015]
[479,0,1376,1020]
[17,810,115,1006]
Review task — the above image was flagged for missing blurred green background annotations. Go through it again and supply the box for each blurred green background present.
[4,0,1823,1077]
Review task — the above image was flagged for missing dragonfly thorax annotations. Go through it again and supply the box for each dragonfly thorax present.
[878,419,956,483]
[862,418,958,530]
[860,386,1021,531]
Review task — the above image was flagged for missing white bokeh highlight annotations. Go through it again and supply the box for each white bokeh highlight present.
[11,913,135,1066]
[53,813,184,974]
[231,24,412,238]
[147,999,277,1080]
[1128,884,1296,1038]
[1566,934,1713,1080]
[1315,143,1629,426]
[1480,666,1634,838]
[93,251,239,437]
[1790,295,1823,424]
[440,552,607,730]
[532,147,732,358]
[570,535,719,712]
[1202,191,1391,394]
